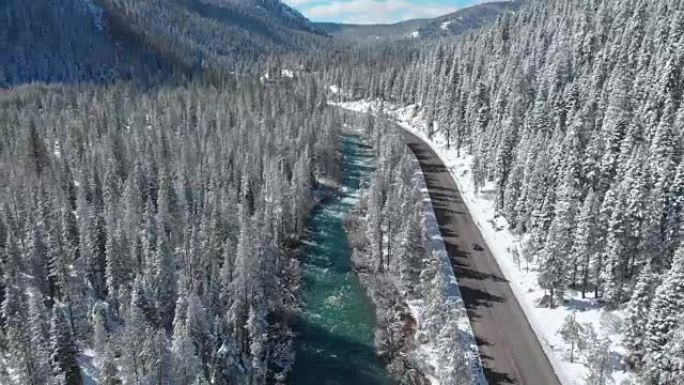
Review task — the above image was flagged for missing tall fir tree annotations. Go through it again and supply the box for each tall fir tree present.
[642,246,684,384]
[50,307,82,385]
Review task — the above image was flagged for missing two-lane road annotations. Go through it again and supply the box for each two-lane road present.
[399,128,561,385]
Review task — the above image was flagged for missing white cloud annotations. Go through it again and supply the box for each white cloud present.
[284,0,319,6]
[298,0,461,24]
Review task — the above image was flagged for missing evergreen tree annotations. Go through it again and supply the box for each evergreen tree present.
[154,229,176,331]
[571,189,599,297]
[186,293,212,378]
[642,247,684,384]
[28,212,50,297]
[623,265,659,368]
[585,337,614,385]
[27,290,53,385]
[92,305,108,357]
[558,312,583,363]
[654,322,684,385]
[99,342,121,385]
[148,329,173,385]
[2,279,50,385]
[538,162,578,306]
[50,307,82,385]
[120,280,154,384]
[247,304,268,384]
[171,316,202,385]
[396,197,425,296]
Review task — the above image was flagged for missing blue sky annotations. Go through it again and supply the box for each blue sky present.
[285,0,489,24]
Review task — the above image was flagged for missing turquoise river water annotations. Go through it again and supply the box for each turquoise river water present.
[289,135,393,385]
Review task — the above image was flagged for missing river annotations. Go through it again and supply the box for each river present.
[289,135,392,385]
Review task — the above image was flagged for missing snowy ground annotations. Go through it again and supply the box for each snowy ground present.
[405,153,486,385]
[260,68,296,83]
[334,100,636,385]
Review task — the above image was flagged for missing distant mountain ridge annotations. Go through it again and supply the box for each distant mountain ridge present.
[0,0,327,86]
[316,1,519,42]
[239,0,323,33]
[1,0,516,86]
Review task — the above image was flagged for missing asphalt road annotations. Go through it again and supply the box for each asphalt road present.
[399,128,561,385]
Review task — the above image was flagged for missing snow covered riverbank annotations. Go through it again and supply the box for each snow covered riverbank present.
[335,100,636,385]
[341,109,485,385]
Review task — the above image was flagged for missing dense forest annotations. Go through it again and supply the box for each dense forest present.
[321,0,684,383]
[345,115,483,385]
[0,0,176,86]
[2,0,684,384]
[0,78,341,384]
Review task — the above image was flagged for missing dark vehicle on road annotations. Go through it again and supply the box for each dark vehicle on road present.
[473,244,484,251]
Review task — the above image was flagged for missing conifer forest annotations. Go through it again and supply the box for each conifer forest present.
[1,0,683,385]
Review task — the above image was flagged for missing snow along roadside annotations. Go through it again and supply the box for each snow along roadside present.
[333,100,635,385]
[388,105,573,385]
[407,152,487,385]
[336,101,486,385]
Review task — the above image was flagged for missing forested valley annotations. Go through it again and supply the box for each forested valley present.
[319,0,684,383]
[2,0,684,384]
[0,78,341,384]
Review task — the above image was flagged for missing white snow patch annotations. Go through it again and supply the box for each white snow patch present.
[260,69,295,83]
[336,100,637,385]
[53,140,62,158]
[441,21,453,30]
[411,31,420,38]
[329,85,340,94]
[78,348,99,385]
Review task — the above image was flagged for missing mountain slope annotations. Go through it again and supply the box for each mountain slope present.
[0,0,327,86]
[238,0,322,34]
[0,0,174,86]
[135,0,327,61]
[316,1,518,42]
[416,1,521,38]
[316,19,427,42]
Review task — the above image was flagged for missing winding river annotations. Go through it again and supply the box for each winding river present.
[290,135,392,385]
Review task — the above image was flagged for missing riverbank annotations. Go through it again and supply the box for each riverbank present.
[345,206,431,385]
[343,125,485,385]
